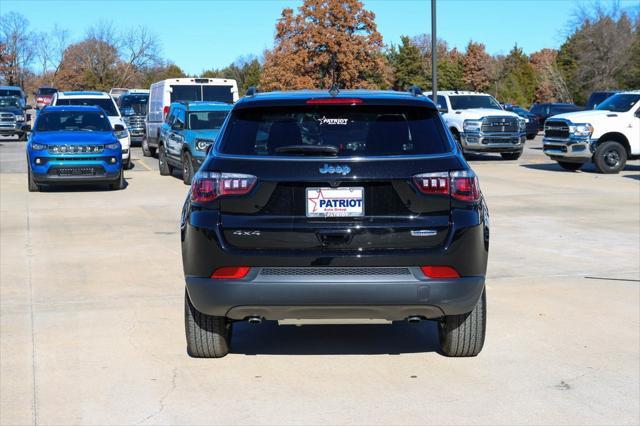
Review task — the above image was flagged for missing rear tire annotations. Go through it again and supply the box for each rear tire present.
[184,290,231,358]
[500,151,522,160]
[158,144,173,176]
[594,141,627,174]
[27,166,39,192]
[526,133,536,140]
[439,288,486,357]
[182,151,194,185]
[557,161,583,171]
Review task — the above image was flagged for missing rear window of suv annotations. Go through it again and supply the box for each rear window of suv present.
[217,106,451,157]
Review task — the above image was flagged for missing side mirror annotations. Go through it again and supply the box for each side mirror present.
[114,124,125,132]
[635,109,640,118]
[172,121,184,131]
[437,104,448,114]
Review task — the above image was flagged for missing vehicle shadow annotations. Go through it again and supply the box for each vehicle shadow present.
[229,320,441,355]
[521,162,640,173]
[623,174,640,181]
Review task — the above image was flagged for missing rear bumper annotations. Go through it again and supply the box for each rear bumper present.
[186,270,485,320]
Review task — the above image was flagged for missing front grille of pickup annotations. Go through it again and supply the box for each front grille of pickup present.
[545,121,570,139]
[0,113,15,123]
[481,116,518,133]
[124,115,145,131]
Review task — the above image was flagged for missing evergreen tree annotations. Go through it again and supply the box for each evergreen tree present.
[496,44,536,106]
[389,36,428,91]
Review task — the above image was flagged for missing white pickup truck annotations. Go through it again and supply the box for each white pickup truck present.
[543,91,640,173]
[427,91,526,160]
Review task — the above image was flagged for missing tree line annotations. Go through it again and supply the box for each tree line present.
[1,0,638,107]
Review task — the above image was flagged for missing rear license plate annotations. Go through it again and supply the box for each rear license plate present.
[306,187,364,217]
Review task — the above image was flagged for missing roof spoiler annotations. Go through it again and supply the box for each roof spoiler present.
[409,85,423,97]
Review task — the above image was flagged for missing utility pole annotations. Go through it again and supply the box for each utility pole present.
[431,0,437,104]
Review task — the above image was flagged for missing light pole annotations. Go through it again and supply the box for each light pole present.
[431,0,437,104]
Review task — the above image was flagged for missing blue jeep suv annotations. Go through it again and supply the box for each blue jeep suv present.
[158,101,232,184]
[26,106,125,191]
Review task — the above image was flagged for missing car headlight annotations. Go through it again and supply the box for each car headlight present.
[31,143,46,150]
[15,115,25,122]
[105,142,121,150]
[463,120,482,132]
[195,138,214,151]
[115,130,129,139]
[569,123,593,137]
[518,118,526,130]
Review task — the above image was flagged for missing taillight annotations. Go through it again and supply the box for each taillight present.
[191,172,257,203]
[420,266,460,278]
[163,105,170,118]
[412,172,449,195]
[450,171,480,201]
[211,266,250,279]
[413,171,480,201]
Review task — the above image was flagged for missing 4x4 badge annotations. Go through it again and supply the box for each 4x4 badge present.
[319,164,351,176]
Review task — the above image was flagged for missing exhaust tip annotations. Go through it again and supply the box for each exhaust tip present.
[247,316,263,325]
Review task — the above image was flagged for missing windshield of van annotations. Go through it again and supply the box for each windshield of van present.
[38,88,57,95]
[55,98,119,116]
[449,95,502,110]
[35,111,112,132]
[189,110,228,130]
[218,106,451,157]
[119,94,148,115]
[595,93,640,113]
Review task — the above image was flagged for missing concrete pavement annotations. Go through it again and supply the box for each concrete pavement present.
[1,137,639,425]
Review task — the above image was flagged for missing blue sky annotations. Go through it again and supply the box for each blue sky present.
[3,0,631,74]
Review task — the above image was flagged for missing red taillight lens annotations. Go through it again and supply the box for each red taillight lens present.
[191,172,257,203]
[306,98,363,105]
[412,171,480,201]
[412,172,449,195]
[450,171,480,201]
[420,266,460,278]
[211,266,250,279]
[163,105,170,118]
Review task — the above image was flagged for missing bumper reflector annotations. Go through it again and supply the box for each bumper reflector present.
[420,266,460,279]
[211,266,250,279]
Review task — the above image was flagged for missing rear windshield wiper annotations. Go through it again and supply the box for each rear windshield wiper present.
[275,145,338,156]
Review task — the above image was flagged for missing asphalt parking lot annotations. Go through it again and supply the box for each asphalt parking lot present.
[1,136,639,425]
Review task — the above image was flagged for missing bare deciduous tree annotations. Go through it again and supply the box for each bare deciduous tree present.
[0,11,35,86]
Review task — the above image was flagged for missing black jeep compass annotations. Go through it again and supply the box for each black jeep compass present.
[181,89,489,358]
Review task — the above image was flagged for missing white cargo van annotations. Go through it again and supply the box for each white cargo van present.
[143,78,238,157]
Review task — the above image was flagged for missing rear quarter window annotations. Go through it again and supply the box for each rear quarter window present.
[217,105,451,157]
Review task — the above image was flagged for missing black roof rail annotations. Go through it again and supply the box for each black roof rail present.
[409,85,423,96]
[245,86,259,97]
